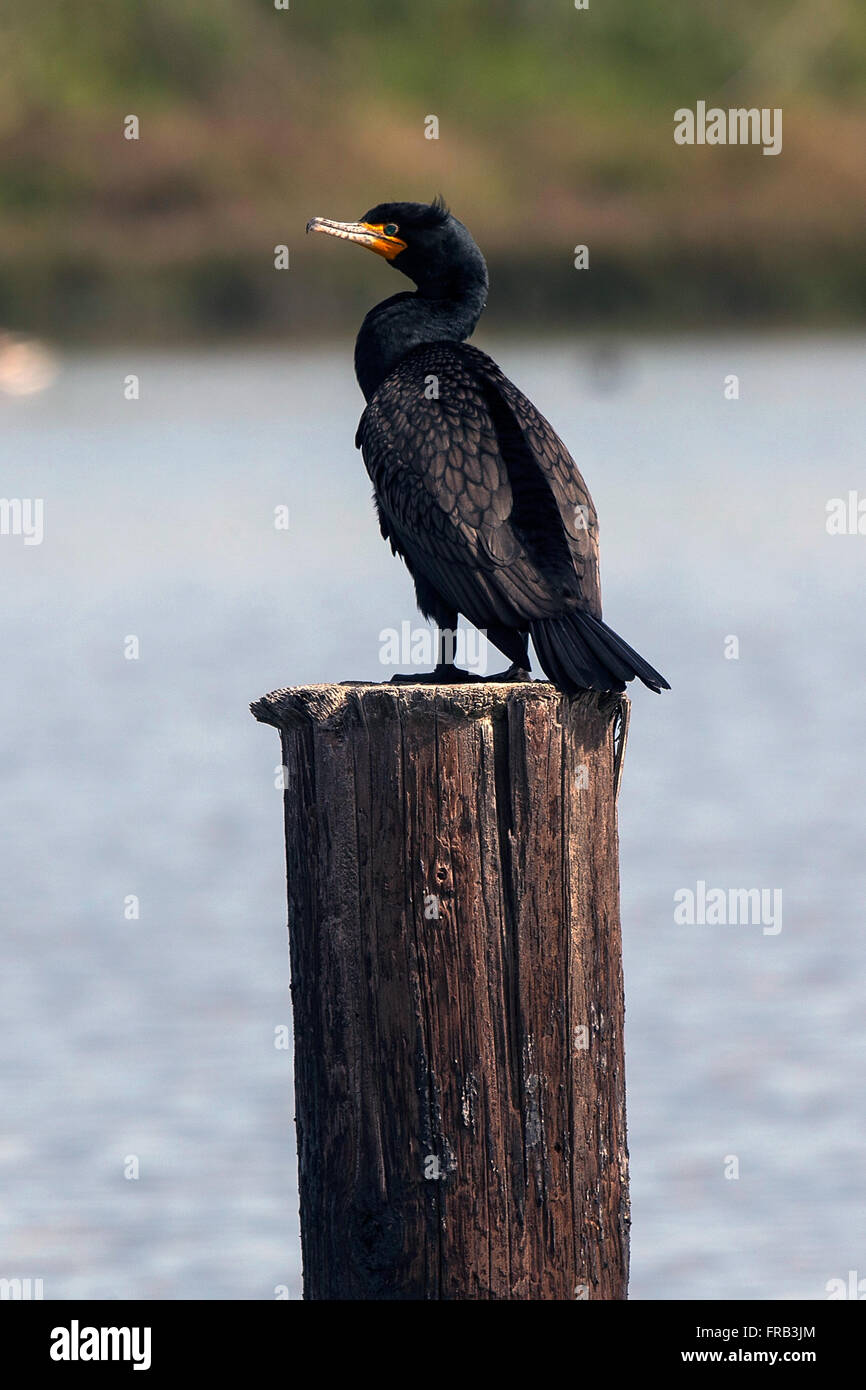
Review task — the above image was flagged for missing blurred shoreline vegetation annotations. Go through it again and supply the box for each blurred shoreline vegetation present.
[1,0,864,343]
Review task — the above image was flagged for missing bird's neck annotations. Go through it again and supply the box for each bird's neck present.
[354,276,488,401]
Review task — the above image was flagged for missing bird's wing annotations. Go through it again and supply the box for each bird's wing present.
[356,342,601,628]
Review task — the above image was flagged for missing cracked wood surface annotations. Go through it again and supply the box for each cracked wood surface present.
[252,681,630,1300]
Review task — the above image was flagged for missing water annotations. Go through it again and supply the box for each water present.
[1,337,864,1300]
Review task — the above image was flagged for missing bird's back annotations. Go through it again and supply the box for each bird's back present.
[356,342,602,628]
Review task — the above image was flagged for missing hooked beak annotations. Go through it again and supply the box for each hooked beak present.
[306,217,407,261]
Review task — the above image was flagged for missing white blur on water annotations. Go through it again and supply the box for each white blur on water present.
[1,337,864,1300]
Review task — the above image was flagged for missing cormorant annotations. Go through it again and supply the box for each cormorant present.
[306,198,669,695]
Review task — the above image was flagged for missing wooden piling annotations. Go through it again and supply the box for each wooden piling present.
[251,681,630,1300]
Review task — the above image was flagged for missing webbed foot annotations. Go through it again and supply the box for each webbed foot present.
[481,664,532,683]
[390,664,482,685]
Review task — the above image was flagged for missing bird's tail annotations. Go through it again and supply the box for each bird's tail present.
[530,610,670,695]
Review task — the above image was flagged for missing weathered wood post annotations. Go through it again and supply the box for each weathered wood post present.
[251,681,630,1300]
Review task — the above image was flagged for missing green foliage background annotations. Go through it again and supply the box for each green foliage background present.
[2,0,864,339]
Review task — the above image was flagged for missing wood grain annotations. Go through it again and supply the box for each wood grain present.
[252,681,630,1300]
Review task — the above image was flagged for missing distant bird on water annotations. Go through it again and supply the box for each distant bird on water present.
[306,197,669,694]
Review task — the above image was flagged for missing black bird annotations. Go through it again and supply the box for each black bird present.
[306,197,669,695]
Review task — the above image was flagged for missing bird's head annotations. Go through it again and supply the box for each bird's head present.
[306,197,487,298]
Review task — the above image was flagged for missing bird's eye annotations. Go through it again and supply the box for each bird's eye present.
[383,223,399,236]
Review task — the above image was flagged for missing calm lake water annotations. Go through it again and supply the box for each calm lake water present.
[1,336,864,1300]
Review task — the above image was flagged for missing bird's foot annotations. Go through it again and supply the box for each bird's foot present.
[390,664,482,686]
[480,664,532,683]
